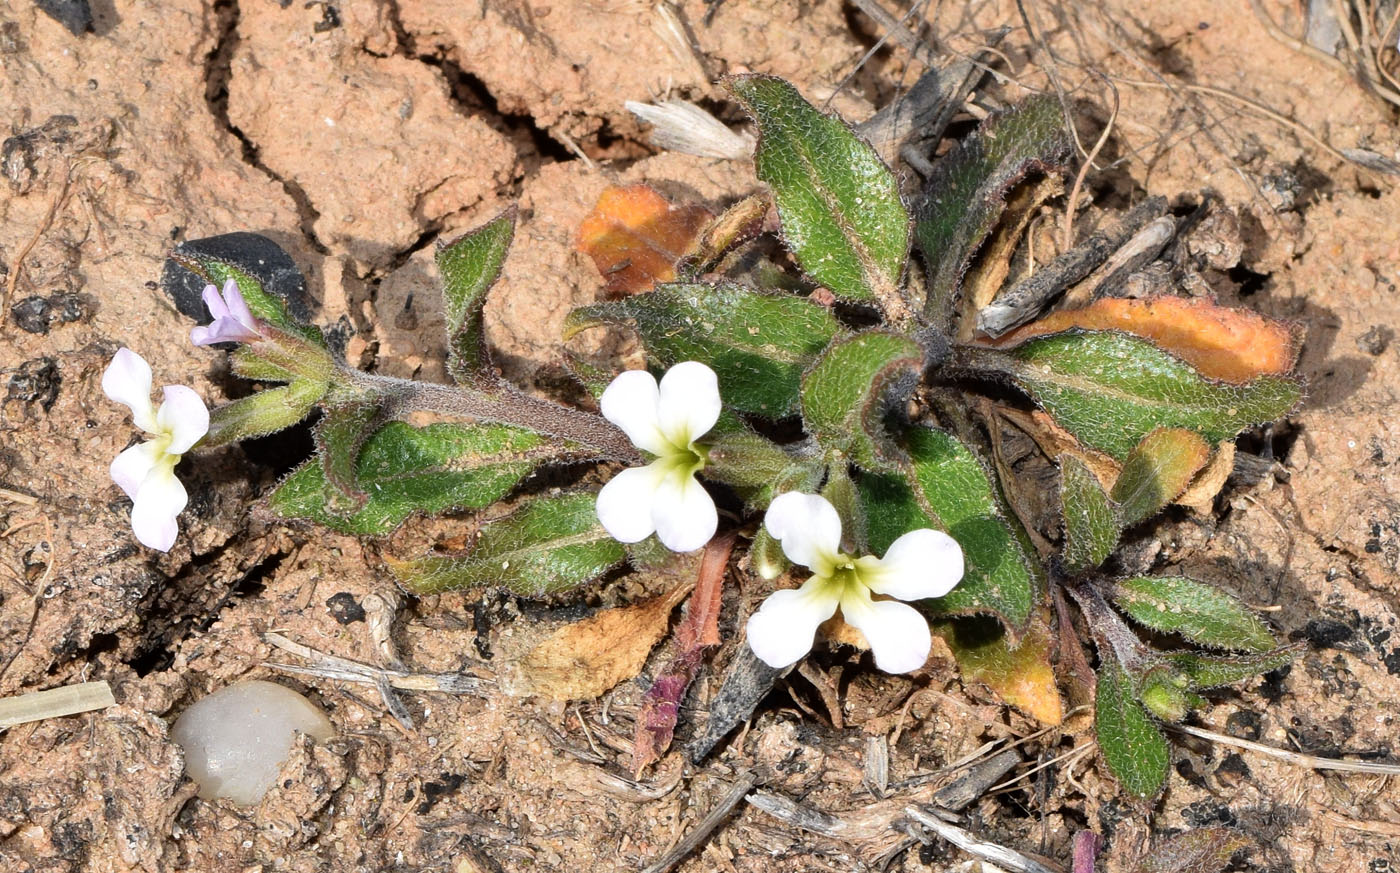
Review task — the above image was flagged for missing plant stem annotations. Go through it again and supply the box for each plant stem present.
[349,370,642,464]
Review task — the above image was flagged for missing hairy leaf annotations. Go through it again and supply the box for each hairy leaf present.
[313,399,386,515]
[1096,659,1170,800]
[1135,827,1252,873]
[204,379,328,447]
[915,95,1072,328]
[271,422,562,535]
[727,75,910,310]
[1162,646,1298,689]
[1111,429,1211,526]
[1114,576,1277,653]
[1060,454,1121,573]
[394,492,626,596]
[565,282,840,417]
[438,209,515,382]
[862,426,1040,629]
[577,185,711,296]
[801,330,922,470]
[231,346,298,383]
[991,296,1304,383]
[703,430,825,509]
[983,331,1302,460]
[935,615,1063,725]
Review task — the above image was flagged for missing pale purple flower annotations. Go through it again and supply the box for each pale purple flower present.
[191,278,261,346]
[595,361,720,552]
[103,349,209,551]
[746,493,964,674]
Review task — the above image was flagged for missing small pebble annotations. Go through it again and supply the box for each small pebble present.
[171,680,334,805]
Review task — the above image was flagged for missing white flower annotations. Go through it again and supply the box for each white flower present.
[103,349,210,552]
[746,493,964,674]
[595,361,721,552]
[190,278,261,346]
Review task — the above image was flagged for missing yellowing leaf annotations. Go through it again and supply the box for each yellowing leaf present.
[577,184,712,295]
[989,296,1302,383]
[937,615,1063,725]
[507,584,692,700]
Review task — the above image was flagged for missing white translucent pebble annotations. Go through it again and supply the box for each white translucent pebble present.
[171,679,334,805]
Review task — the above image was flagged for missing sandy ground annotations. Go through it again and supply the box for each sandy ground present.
[1,0,1398,870]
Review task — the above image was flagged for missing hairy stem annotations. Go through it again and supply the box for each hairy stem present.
[349,371,642,464]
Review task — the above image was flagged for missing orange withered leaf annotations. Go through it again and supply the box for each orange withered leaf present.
[577,184,712,295]
[988,296,1303,383]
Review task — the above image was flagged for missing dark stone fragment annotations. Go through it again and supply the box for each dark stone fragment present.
[325,592,366,625]
[1181,798,1236,828]
[1296,618,1356,649]
[415,772,465,815]
[9,292,91,334]
[1385,649,1400,676]
[10,295,51,333]
[6,356,61,411]
[1225,709,1263,741]
[1213,752,1250,789]
[35,0,92,35]
[162,232,310,324]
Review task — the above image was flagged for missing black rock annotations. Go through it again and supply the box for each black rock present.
[161,232,311,325]
[10,296,51,334]
[325,592,366,625]
[35,0,92,35]
[9,292,92,334]
[7,357,61,411]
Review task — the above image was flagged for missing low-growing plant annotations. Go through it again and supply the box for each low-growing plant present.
[108,75,1303,802]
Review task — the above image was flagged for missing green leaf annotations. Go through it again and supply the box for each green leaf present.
[861,426,1040,629]
[393,493,626,596]
[726,75,910,310]
[1114,575,1277,653]
[231,346,297,383]
[914,95,1072,327]
[270,421,562,535]
[1162,646,1298,689]
[1059,454,1121,573]
[702,430,824,510]
[565,282,840,417]
[171,253,325,347]
[1136,665,1204,722]
[987,331,1302,460]
[801,330,922,470]
[934,615,1063,724]
[438,209,515,383]
[1095,658,1170,800]
[1111,428,1211,525]
[204,379,328,447]
[313,399,387,515]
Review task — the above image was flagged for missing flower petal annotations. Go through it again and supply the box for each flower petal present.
[110,441,162,500]
[192,319,262,347]
[595,463,664,543]
[652,471,716,552]
[130,463,187,552]
[599,369,668,455]
[156,385,210,453]
[764,492,841,571]
[656,361,720,447]
[839,590,932,674]
[102,348,158,432]
[201,283,230,320]
[864,529,965,601]
[221,278,257,328]
[745,577,839,669]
